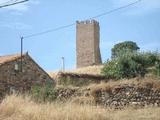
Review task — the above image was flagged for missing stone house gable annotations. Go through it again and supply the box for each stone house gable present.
[0,52,54,99]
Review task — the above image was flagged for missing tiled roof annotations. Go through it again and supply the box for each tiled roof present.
[0,53,26,66]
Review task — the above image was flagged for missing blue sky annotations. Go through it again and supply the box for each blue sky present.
[0,0,160,71]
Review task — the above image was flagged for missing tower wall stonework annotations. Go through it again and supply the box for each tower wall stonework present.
[76,20,102,68]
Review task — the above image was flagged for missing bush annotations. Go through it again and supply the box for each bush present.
[140,52,160,76]
[154,60,160,76]
[140,52,159,67]
[101,53,147,79]
[101,59,121,79]
[31,83,57,102]
[59,77,88,86]
[102,52,160,79]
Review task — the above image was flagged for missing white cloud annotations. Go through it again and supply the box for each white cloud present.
[0,21,32,30]
[0,0,39,12]
[0,1,35,31]
[111,0,160,15]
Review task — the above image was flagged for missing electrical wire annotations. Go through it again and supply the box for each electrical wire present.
[0,0,29,8]
[24,23,75,38]
[91,0,142,19]
[23,0,142,38]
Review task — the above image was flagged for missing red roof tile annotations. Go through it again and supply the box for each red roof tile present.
[0,53,25,66]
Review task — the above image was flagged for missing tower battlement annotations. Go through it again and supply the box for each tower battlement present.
[76,20,99,25]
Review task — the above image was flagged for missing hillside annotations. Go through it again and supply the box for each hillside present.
[1,77,160,120]
[1,65,160,120]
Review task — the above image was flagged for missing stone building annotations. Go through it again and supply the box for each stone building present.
[76,20,102,68]
[0,52,54,99]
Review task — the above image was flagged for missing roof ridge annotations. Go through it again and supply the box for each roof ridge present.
[0,52,28,57]
[0,52,28,66]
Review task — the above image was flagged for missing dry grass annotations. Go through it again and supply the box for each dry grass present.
[67,65,103,75]
[88,75,160,91]
[111,107,160,120]
[48,72,59,80]
[70,96,95,105]
[0,94,160,120]
[49,65,103,79]
[0,95,108,120]
[87,76,160,101]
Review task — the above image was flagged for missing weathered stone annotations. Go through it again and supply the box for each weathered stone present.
[92,84,160,109]
[0,53,54,100]
[76,20,102,68]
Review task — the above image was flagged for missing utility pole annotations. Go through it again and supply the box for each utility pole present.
[20,36,23,72]
[61,57,65,72]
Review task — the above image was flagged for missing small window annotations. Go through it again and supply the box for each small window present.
[15,63,19,71]
[10,86,16,94]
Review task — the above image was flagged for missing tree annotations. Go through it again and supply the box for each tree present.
[111,41,140,59]
[101,53,146,79]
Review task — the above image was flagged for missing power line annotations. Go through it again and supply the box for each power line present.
[24,0,142,39]
[90,0,142,19]
[0,0,29,8]
[24,23,75,38]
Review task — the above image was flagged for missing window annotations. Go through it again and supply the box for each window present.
[10,86,16,94]
[15,63,19,71]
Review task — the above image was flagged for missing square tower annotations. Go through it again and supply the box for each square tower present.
[76,20,102,68]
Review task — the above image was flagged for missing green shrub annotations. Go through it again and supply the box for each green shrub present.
[59,77,93,86]
[102,52,160,79]
[153,60,160,76]
[140,52,159,67]
[140,52,160,76]
[101,53,147,79]
[31,83,57,102]
[101,59,121,79]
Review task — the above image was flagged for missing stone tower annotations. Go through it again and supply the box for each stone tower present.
[76,20,102,68]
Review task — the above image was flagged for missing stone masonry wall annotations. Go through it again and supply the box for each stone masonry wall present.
[53,79,160,108]
[56,72,106,86]
[0,54,54,100]
[76,20,102,68]
[93,84,160,109]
